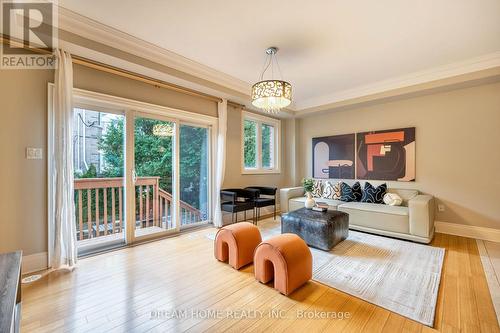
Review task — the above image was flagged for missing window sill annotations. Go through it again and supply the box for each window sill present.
[241,168,281,175]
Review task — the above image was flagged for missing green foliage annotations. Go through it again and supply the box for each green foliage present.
[97,118,207,210]
[302,178,314,193]
[244,120,257,168]
[75,164,97,178]
[261,124,272,168]
[98,118,125,177]
[131,118,174,192]
[179,125,208,212]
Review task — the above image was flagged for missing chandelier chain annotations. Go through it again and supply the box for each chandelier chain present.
[259,53,272,81]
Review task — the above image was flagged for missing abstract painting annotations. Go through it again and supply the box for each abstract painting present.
[356,127,415,181]
[312,134,355,179]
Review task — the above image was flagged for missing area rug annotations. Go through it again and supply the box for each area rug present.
[207,222,444,326]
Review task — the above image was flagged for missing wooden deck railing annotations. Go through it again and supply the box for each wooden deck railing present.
[74,177,203,241]
[159,189,203,226]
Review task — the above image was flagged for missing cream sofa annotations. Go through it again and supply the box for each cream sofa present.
[280,181,435,244]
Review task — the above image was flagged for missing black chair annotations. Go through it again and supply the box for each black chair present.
[245,186,278,223]
[220,188,259,224]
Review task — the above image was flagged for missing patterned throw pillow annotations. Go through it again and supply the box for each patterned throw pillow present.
[311,180,323,198]
[361,182,387,203]
[321,181,334,199]
[332,181,342,200]
[340,181,362,202]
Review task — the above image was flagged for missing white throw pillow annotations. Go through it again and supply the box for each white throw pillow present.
[322,181,334,199]
[383,193,403,206]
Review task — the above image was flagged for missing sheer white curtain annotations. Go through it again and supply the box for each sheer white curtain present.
[48,49,78,269]
[213,99,228,227]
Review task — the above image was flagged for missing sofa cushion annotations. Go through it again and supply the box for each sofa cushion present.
[338,202,409,234]
[321,181,334,199]
[361,182,387,204]
[338,202,409,216]
[289,197,344,210]
[340,181,362,202]
[322,181,341,200]
[311,180,323,198]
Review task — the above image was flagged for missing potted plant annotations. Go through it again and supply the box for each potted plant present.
[302,178,316,209]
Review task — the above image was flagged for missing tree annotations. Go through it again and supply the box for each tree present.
[244,120,257,167]
[262,124,271,167]
[97,118,207,210]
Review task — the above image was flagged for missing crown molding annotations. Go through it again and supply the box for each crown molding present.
[57,6,251,96]
[296,51,500,112]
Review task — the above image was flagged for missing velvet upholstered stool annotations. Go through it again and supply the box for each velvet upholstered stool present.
[254,233,312,295]
[214,222,262,269]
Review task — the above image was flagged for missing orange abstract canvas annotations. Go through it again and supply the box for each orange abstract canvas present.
[356,127,415,181]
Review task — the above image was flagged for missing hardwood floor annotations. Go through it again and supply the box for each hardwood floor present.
[21,218,500,333]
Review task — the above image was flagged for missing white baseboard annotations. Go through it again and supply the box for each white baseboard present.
[23,252,48,274]
[435,221,500,242]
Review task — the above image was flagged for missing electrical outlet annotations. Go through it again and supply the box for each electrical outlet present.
[26,147,43,160]
[438,204,445,212]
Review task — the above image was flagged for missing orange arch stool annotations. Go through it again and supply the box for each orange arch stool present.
[254,233,312,295]
[214,222,262,269]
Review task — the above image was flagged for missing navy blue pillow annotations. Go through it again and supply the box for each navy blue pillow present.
[340,181,362,202]
[361,182,387,203]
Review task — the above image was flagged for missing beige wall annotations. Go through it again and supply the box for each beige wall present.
[297,82,500,229]
[73,64,218,117]
[0,69,53,255]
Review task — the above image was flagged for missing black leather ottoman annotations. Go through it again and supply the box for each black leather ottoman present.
[281,207,349,251]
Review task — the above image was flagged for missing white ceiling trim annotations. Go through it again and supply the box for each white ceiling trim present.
[296,51,500,111]
[58,6,251,96]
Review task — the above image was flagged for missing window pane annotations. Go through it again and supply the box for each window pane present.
[243,120,257,168]
[180,125,209,225]
[73,108,125,248]
[134,117,175,236]
[261,123,275,168]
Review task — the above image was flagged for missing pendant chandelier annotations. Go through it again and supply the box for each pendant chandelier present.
[251,47,292,114]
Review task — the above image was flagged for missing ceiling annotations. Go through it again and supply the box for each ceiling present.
[59,0,500,111]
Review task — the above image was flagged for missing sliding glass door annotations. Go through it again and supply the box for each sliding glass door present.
[133,116,177,239]
[69,89,215,253]
[179,124,210,227]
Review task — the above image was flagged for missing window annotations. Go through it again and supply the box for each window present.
[242,111,281,173]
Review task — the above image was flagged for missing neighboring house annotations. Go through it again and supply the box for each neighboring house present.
[73,108,119,176]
